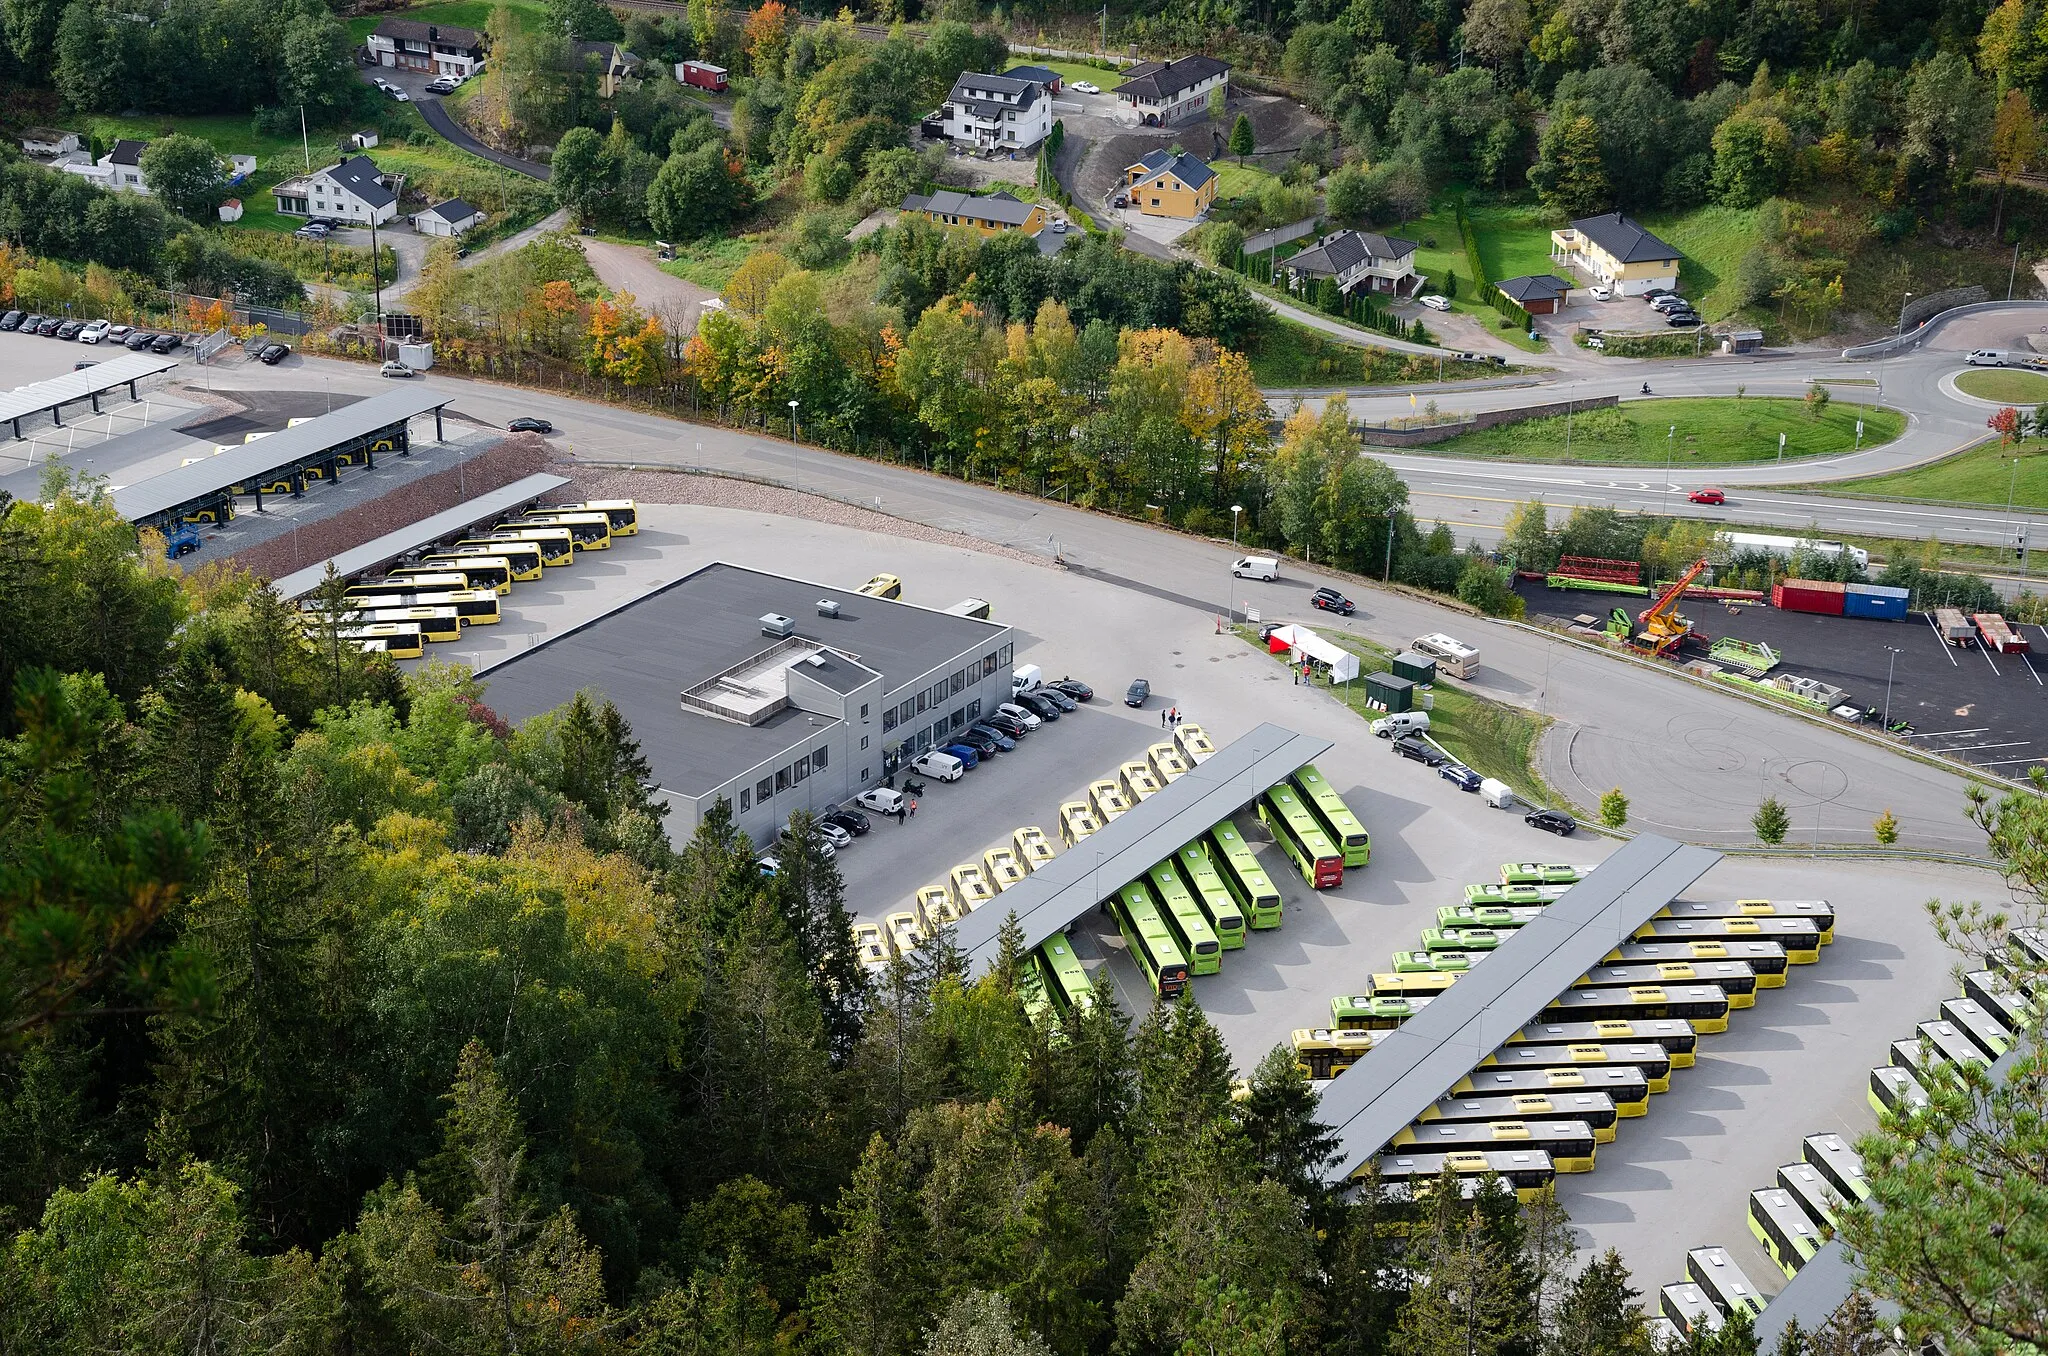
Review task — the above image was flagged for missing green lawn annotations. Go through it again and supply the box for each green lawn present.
[1380,201,1547,353]
[1210,161,1278,201]
[345,0,545,43]
[1956,368,2048,403]
[1815,440,2048,510]
[1425,396,1904,464]
[1465,201,1559,283]
[659,236,756,290]
[1638,204,1757,323]
[1010,57,1123,91]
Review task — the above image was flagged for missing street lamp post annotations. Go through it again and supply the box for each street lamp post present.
[1883,646,1904,727]
[788,399,800,442]
[1663,424,1675,516]
[1230,503,1242,546]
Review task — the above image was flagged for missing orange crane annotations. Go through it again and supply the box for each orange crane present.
[1630,558,1710,656]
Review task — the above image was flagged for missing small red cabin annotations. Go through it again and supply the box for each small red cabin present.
[680,60,728,91]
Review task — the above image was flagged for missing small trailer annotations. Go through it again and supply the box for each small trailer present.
[1973,612,2031,654]
[679,59,728,91]
[1933,607,1976,647]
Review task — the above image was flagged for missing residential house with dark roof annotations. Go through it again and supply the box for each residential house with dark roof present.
[60,138,150,193]
[575,40,641,97]
[1116,54,1229,126]
[1550,212,1683,296]
[1123,149,1216,218]
[940,71,1053,149]
[1284,229,1420,297]
[900,189,1048,236]
[1004,64,1062,92]
[271,154,399,226]
[368,17,486,77]
[415,197,484,237]
[1493,273,1574,314]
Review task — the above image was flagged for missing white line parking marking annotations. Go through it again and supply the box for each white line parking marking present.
[1926,612,1959,667]
[1943,740,2032,751]
[1980,641,2002,677]
[2025,651,2045,687]
[1972,756,2048,766]
[1899,727,1990,738]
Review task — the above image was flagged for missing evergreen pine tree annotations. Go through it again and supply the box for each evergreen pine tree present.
[807,1133,928,1356]
[1236,1044,1339,1207]
[1548,1248,1653,1356]
[769,809,868,1062]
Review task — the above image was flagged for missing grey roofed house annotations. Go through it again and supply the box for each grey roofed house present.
[371,16,483,48]
[108,139,147,166]
[327,155,396,210]
[1127,148,1216,191]
[1003,64,1061,87]
[421,197,479,224]
[900,188,1040,227]
[1494,273,1573,303]
[947,71,1042,117]
[1116,53,1229,102]
[1567,211,1681,264]
[1286,229,1416,278]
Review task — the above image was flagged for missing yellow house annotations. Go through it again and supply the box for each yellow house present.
[899,188,1047,236]
[1549,212,1683,296]
[1123,149,1217,219]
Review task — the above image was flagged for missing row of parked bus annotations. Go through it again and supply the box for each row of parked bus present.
[1654,927,2043,1340]
[1302,892,1836,1203]
[297,500,639,657]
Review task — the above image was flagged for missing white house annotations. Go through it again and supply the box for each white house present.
[271,155,399,226]
[19,128,81,160]
[367,17,486,77]
[1284,230,1422,297]
[939,71,1053,150]
[415,198,484,236]
[59,138,151,193]
[1115,54,1229,126]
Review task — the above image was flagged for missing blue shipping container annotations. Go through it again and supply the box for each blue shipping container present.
[1844,591,1908,620]
[1845,583,1910,599]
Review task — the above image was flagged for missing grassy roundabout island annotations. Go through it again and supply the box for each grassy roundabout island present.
[1954,366,2048,404]
[1419,395,1904,464]
[1809,439,2048,510]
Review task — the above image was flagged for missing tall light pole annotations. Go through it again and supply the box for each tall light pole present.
[1229,503,1242,546]
[2008,457,2022,545]
[1663,424,1675,517]
[1883,646,1904,727]
[788,398,800,442]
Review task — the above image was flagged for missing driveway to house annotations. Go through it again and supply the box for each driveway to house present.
[357,63,552,180]
[581,237,717,332]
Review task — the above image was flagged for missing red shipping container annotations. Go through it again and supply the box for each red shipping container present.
[1772,579,1847,615]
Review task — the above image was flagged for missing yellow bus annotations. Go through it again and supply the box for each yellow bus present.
[853,922,890,976]
[944,598,993,620]
[393,558,511,595]
[1174,722,1217,763]
[1119,760,1162,802]
[982,847,1027,891]
[915,885,960,934]
[1058,801,1099,846]
[1148,741,1190,783]
[948,863,995,912]
[1013,826,1055,871]
[339,604,463,643]
[348,572,469,602]
[556,499,639,535]
[1370,971,1460,1001]
[425,546,538,583]
[461,530,574,568]
[858,573,902,600]
[1088,779,1129,822]
[884,910,923,957]
[1292,1027,1383,1080]
[329,622,424,659]
[513,511,612,549]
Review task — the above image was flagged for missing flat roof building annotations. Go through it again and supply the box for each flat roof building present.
[479,562,1016,845]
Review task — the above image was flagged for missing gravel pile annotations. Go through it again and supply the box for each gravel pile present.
[554,465,1056,569]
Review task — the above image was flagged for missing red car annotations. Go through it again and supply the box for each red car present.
[1688,487,1726,505]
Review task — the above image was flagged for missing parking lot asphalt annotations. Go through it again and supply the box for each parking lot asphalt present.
[418,498,1997,1294]
[1518,579,2048,779]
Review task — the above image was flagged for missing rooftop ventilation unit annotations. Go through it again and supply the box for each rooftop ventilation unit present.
[817,599,840,618]
[761,613,794,637]
[805,654,827,668]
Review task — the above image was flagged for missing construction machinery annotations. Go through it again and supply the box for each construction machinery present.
[1609,559,1710,657]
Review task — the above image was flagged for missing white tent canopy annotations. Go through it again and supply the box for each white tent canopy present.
[1270,623,1360,682]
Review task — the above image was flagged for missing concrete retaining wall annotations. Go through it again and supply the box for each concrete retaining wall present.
[1353,394,1619,447]
[1840,296,2048,359]
[226,434,550,584]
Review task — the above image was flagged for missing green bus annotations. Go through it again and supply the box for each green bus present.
[1290,763,1370,867]
[1208,819,1282,929]
[1776,1161,1841,1230]
[1146,861,1221,976]
[1018,954,1055,1030]
[1109,881,1189,999]
[1801,1133,1870,1205]
[1686,1248,1767,1323]
[1259,784,1343,889]
[1437,903,1546,930]
[1749,1188,1823,1277]
[1331,993,1432,1030]
[1868,1065,1929,1119]
[1037,929,1094,1017]
[1172,841,1246,949]
[1465,882,1572,905]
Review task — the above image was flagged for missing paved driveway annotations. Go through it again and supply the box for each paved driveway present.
[357,62,551,180]
[581,237,717,331]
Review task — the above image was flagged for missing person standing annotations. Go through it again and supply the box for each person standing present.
[909,797,918,818]
[896,803,906,825]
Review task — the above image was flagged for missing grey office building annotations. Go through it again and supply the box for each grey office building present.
[480,562,1015,844]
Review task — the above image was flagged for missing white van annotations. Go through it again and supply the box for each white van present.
[1371,712,1431,740]
[912,750,966,781]
[1232,556,1280,581]
[1011,663,1042,696]
[1968,349,2006,367]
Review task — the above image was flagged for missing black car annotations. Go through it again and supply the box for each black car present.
[1125,678,1151,707]
[1525,809,1578,836]
[508,417,554,434]
[985,712,1029,739]
[16,314,43,333]
[1049,677,1093,702]
[1311,586,1355,615]
[0,310,22,330]
[55,320,83,340]
[1393,736,1448,767]
[36,316,63,335]
[150,333,180,353]
[125,330,156,349]
[258,342,290,365]
[956,727,1001,757]
[1642,286,1675,299]
[969,721,1017,752]
[821,807,870,837]
[1665,312,1699,328]
[1016,691,1062,721]
[1037,686,1078,712]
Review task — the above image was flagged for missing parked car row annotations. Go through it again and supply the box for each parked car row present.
[2,311,184,352]
[1376,707,1579,834]
[371,77,411,101]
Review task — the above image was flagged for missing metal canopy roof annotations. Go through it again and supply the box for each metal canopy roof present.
[1319,834,1722,1182]
[0,352,178,425]
[950,723,1332,973]
[109,387,454,523]
[267,471,571,597]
